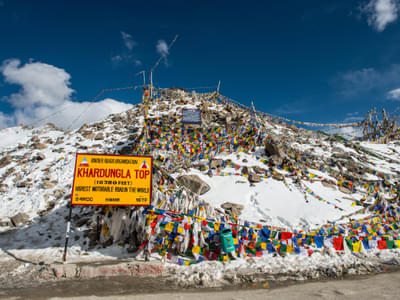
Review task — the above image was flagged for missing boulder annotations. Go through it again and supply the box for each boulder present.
[82,131,96,139]
[0,183,8,192]
[0,155,12,168]
[210,159,223,169]
[252,166,264,174]
[272,172,284,181]
[241,166,249,175]
[92,122,105,130]
[35,152,46,161]
[346,161,359,173]
[32,142,48,149]
[248,174,262,183]
[339,186,353,194]
[177,175,210,195]
[264,139,286,166]
[30,135,40,143]
[94,133,104,140]
[78,124,88,133]
[221,202,244,216]
[10,213,29,227]
[16,181,28,188]
[111,115,124,122]
[321,180,336,190]
[42,180,57,189]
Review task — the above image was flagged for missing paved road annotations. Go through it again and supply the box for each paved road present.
[3,271,400,300]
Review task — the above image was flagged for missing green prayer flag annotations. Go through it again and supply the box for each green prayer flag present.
[345,238,353,251]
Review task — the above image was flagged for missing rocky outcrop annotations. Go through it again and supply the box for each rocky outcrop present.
[264,139,287,166]
[177,175,210,195]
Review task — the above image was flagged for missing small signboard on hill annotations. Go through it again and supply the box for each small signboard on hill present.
[182,108,201,125]
[71,153,152,206]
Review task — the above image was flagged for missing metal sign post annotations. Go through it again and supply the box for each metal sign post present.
[62,204,73,263]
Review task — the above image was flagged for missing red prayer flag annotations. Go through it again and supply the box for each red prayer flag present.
[378,239,387,249]
[280,232,293,240]
[333,236,344,251]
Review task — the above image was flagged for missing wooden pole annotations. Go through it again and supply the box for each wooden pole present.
[62,204,73,263]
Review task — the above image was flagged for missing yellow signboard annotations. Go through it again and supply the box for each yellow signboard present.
[71,153,153,206]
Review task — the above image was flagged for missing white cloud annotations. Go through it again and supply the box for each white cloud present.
[333,64,400,97]
[1,59,74,107]
[121,31,136,51]
[387,87,400,99]
[111,32,141,66]
[343,111,364,122]
[361,0,399,32]
[0,59,133,130]
[0,112,13,129]
[324,123,363,138]
[111,55,123,64]
[156,40,169,57]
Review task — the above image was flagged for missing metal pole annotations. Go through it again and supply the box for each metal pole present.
[150,71,153,98]
[96,214,101,241]
[217,80,221,93]
[62,204,73,263]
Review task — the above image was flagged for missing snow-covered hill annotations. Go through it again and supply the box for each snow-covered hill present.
[0,88,399,268]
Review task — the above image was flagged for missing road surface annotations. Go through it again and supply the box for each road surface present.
[2,271,399,299]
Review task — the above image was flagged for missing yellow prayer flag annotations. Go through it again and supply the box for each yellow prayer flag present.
[165,222,173,232]
[353,241,362,252]
[192,246,201,254]
[372,217,380,224]
[214,222,220,231]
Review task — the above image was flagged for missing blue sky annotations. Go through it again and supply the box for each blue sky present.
[1,0,400,129]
